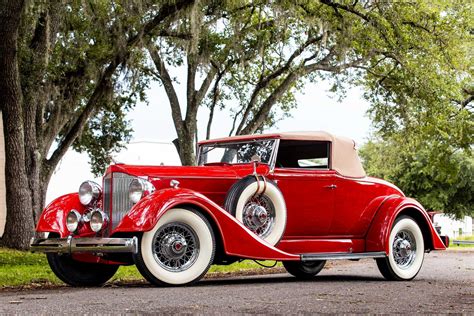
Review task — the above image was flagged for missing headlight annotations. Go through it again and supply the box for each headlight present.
[129,178,155,204]
[90,210,108,233]
[66,209,81,233]
[78,181,101,205]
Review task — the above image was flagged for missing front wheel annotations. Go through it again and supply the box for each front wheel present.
[376,216,425,281]
[283,260,326,279]
[134,208,216,286]
[47,253,119,287]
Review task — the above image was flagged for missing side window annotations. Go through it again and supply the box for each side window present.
[275,140,330,169]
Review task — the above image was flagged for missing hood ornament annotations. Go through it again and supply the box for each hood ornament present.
[170,179,180,188]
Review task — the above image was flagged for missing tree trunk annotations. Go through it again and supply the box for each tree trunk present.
[0,0,35,250]
[177,126,197,166]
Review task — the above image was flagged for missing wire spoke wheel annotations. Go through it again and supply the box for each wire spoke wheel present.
[242,195,276,238]
[134,208,215,286]
[376,216,424,281]
[224,176,287,246]
[153,222,200,272]
[392,230,416,269]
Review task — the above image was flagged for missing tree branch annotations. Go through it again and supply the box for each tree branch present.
[239,71,299,135]
[148,45,183,133]
[235,35,323,134]
[46,0,193,169]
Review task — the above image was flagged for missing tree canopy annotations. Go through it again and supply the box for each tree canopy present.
[0,0,472,249]
[0,0,194,249]
[145,0,473,165]
[360,137,473,219]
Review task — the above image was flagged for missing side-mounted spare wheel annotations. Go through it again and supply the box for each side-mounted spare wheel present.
[376,216,425,281]
[47,253,119,287]
[134,208,216,286]
[224,175,287,246]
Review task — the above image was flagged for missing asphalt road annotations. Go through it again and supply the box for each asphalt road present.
[1,250,472,314]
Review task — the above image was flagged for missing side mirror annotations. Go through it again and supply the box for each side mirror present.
[251,155,261,175]
[251,154,261,163]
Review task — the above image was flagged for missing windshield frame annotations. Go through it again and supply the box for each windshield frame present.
[197,138,280,170]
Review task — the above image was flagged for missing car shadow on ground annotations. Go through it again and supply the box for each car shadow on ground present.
[107,273,385,289]
[197,274,384,287]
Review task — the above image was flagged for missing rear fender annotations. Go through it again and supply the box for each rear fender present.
[366,196,446,253]
[114,188,299,261]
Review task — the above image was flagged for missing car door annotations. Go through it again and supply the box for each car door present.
[270,140,336,237]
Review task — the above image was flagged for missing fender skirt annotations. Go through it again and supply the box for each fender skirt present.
[365,196,446,254]
[114,188,299,261]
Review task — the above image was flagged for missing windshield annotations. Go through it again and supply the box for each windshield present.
[198,139,276,165]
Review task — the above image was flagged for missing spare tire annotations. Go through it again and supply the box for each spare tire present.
[224,175,286,246]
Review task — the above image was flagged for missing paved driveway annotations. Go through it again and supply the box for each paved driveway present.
[1,250,472,314]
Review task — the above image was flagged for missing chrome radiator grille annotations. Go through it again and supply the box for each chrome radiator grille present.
[103,172,135,230]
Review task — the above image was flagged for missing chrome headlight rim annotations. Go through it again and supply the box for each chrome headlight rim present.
[78,181,101,206]
[66,209,81,233]
[89,210,108,233]
[129,178,155,204]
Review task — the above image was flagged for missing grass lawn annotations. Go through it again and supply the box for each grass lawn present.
[449,235,474,248]
[0,248,282,288]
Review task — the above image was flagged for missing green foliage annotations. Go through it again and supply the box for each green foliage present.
[18,0,170,176]
[356,2,473,218]
[359,138,473,218]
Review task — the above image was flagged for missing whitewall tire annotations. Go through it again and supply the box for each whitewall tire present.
[134,208,215,286]
[224,176,286,246]
[376,216,425,281]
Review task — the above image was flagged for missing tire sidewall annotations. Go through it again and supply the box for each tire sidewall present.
[388,217,424,280]
[234,179,286,246]
[140,208,215,285]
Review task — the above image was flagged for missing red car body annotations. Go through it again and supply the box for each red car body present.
[31,131,446,285]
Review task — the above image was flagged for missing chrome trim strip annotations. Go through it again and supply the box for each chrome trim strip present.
[30,237,138,254]
[269,138,280,173]
[301,251,386,261]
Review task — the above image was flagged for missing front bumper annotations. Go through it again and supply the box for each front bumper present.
[30,236,138,254]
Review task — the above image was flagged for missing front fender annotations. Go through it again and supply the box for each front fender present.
[36,193,86,237]
[366,196,446,253]
[114,188,299,261]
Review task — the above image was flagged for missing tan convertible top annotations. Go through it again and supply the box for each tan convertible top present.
[276,132,366,178]
[199,131,366,178]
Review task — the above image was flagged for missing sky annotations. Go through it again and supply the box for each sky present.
[46,77,374,203]
[128,79,373,145]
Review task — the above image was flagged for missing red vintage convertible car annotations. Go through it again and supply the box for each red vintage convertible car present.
[30,131,447,286]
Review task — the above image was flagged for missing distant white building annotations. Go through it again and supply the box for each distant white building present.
[432,214,473,239]
[0,139,180,236]
[46,140,181,204]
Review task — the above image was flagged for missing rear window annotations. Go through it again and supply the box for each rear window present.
[275,140,330,169]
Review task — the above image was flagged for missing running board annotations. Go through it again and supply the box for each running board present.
[301,251,386,261]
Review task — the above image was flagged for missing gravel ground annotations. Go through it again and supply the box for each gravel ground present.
[0,249,472,314]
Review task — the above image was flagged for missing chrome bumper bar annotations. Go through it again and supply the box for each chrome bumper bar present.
[30,236,138,254]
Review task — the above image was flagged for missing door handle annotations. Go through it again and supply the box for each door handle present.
[325,184,337,189]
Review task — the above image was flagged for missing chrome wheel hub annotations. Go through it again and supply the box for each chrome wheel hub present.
[242,195,275,238]
[152,222,199,272]
[393,230,416,269]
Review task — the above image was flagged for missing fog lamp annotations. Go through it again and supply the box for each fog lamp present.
[90,210,108,233]
[66,210,81,233]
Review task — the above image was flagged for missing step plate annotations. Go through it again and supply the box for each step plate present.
[301,251,386,261]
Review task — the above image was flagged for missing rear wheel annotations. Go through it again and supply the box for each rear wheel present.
[376,216,425,281]
[283,260,326,279]
[134,208,215,286]
[47,253,119,287]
